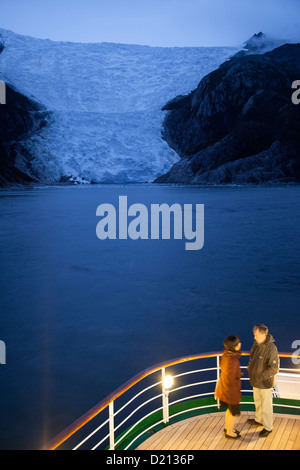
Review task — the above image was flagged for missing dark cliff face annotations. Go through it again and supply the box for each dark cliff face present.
[0,83,50,187]
[156,44,300,184]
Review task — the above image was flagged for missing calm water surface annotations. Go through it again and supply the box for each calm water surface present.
[0,183,299,449]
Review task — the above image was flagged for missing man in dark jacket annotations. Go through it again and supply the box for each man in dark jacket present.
[247,324,279,437]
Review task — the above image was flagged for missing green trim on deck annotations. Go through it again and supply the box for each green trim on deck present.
[112,395,300,450]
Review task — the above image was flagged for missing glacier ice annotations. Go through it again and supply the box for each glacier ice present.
[0,29,239,183]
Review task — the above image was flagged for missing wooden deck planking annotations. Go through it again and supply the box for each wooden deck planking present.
[136,412,300,450]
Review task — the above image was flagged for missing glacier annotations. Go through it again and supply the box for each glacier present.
[0,29,240,183]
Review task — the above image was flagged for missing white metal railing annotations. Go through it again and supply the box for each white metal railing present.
[42,352,300,450]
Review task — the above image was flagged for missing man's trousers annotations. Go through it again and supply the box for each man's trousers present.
[253,387,273,431]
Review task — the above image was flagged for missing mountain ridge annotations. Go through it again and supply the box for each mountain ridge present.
[155,41,300,184]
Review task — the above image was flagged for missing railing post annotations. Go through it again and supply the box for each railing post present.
[161,367,169,425]
[216,355,220,409]
[109,401,115,450]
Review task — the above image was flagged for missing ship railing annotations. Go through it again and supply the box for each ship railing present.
[41,351,300,450]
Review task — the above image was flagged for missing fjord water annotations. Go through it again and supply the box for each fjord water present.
[0,183,299,449]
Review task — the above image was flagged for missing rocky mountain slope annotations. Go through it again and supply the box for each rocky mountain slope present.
[0,82,50,186]
[156,40,300,184]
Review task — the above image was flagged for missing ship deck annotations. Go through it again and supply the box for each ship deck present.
[136,411,300,451]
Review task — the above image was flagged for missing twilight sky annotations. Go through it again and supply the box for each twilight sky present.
[0,0,299,47]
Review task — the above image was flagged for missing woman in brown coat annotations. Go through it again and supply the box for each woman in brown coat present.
[215,335,242,439]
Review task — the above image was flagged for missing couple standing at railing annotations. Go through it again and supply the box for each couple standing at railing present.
[215,324,280,440]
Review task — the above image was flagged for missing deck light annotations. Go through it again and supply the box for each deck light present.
[162,374,173,424]
[163,375,173,390]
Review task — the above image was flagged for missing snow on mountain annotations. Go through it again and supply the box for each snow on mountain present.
[0,29,239,183]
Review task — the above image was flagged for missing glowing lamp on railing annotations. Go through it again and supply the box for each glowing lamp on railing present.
[162,375,173,425]
[163,375,174,390]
